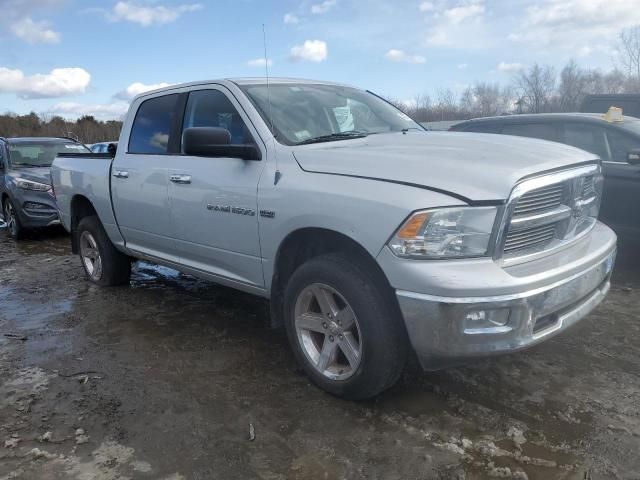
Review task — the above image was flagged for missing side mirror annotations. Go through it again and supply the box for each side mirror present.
[183,127,261,161]
[107,143,117,156]
[627,149,640,165]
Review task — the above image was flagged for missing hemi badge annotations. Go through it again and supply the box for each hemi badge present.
[260,210,276,218]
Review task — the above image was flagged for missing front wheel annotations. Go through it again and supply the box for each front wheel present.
[77,216,131,286]
[284,253,407,400]
[3,198,24,240]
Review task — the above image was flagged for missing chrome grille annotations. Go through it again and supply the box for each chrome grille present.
[504,223,558,253]
[513,184,564,216]
[498,165,602,264]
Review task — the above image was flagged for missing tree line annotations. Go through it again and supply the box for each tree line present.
[392,61,640,123]
[0,113,122,145]
[393,27,640,123]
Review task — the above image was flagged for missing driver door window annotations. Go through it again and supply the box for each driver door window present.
[182,90,253,147]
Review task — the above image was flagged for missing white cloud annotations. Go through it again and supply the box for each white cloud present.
[10,16,60,43]
[290,40,328,62]
[0,0,64,43]
[110,1,202,26]
[114,82,172,101]
[283,13,299,24]
[311,0,337,14]
[384,49,426,64]
[419,2,434,12]
[511,0,640,49]
[47,101,129,120]
[247,58,273,68]
[578,46,593,57]
[497,61,524,73]
[0,67,90,99]
[457,63,468,69]
[423,0,487,47]
[444,3,485,25]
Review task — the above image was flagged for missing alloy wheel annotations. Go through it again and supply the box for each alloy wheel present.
[294,283,363,380]
[79,231,103,280]
[4,202,17,237]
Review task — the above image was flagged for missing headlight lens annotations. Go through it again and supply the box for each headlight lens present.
[389,206,498,259]
[15,178,52,192]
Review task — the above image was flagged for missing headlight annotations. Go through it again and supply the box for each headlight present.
[388,206,498,259]
[15,178,52,192]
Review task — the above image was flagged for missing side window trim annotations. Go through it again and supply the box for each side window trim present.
[169,92,188,154]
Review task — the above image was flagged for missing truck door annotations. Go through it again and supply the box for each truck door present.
[168,87,266,289]
[111,93,181,262]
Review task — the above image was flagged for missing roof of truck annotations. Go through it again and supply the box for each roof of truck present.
[133,77,355,100]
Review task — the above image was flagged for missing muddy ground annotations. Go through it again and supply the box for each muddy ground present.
[0,226,638,480]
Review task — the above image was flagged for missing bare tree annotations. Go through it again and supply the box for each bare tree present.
[557,60,591,111]
[433,88,458,121]
[514,64,556,113]
[617,26,640,81]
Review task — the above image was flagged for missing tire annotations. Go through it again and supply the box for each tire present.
[77,215,131,286]
[3,197,24,240]
[283,253,407,400]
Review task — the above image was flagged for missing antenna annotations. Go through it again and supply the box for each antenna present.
[262,23,281,185]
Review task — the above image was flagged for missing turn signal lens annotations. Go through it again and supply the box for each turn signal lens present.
[397,212,428,239]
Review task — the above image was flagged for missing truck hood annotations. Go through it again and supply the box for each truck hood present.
[293,131,597,202]
[9,167,52,185]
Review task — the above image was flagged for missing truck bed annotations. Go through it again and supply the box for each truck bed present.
[51,152,125,248]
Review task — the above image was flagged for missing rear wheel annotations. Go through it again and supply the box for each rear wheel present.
[284,253,407,400]
[77,216,131,286]
[3,198,24,240]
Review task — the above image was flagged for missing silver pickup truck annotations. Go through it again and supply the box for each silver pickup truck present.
[51,78,617,399]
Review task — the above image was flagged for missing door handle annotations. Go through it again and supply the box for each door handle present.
[113,170,129,179]
[170,174,192,184]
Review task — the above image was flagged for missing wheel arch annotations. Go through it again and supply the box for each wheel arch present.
[269,227,399,328]
[70,194,98,254]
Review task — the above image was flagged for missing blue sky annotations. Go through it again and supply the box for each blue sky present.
[0,0,637,119]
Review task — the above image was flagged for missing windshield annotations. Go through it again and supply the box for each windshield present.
[7,141,90,167]
[240,83,423,145]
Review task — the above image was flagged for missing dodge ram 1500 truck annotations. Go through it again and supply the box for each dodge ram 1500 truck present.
[51,78,617,399]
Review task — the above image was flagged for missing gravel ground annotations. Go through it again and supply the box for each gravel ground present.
[0,226,639,480]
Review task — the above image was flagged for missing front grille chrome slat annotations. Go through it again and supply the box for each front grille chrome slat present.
[499,166,601,262]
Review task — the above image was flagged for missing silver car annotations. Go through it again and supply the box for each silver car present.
[51,79,617,399]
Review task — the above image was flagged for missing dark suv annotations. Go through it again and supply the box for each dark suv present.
[0,137,91,239]
[451,113,640,242]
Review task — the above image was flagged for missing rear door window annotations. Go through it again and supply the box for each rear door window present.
[129,94,179,154]
[501,123,558,142]
[561,123,609,160]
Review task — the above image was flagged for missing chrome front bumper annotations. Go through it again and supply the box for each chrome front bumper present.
[384,222,617,370]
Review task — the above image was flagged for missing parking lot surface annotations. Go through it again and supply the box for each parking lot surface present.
[1,228,639,480]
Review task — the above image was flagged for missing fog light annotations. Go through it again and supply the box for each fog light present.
[463,308,511,334]
[23,202,50,210]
